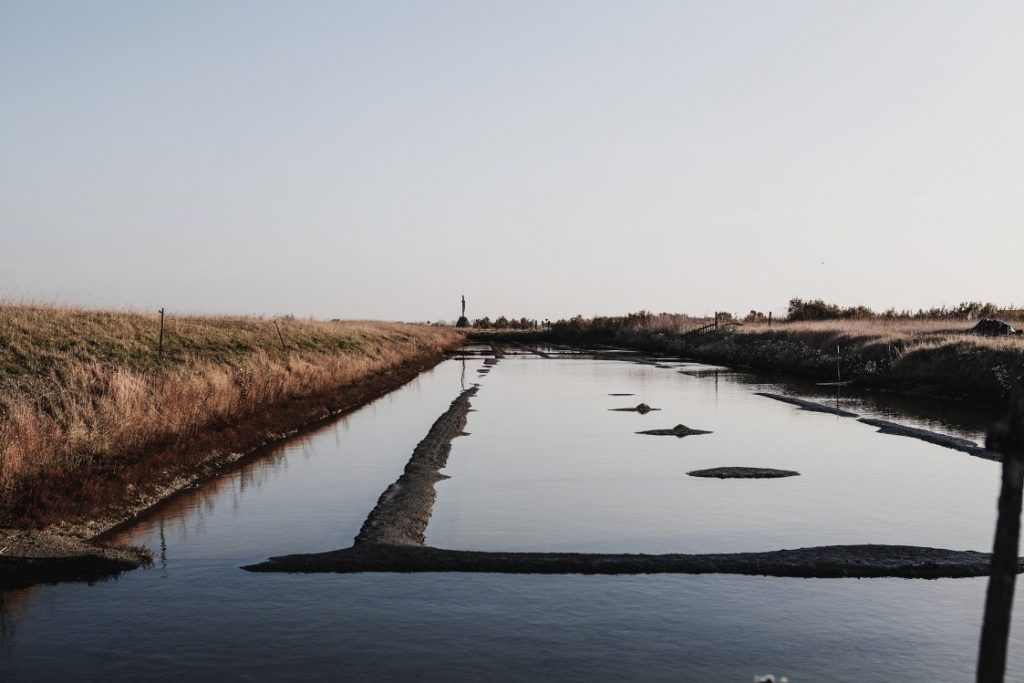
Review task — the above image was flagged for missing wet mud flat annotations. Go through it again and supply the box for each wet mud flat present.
[246,366,1011,580]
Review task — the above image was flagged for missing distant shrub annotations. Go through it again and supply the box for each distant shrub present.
[787,298,1015,322]
[787,298,875,321]
[472,316,538,330]
[744,310,768,323]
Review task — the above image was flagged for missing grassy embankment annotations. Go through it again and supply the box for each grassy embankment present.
[540,313,1024,409]
[0,304,464,528]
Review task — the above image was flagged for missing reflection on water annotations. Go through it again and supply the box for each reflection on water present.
[1,354,1021,681]
[0,588,34,654]
[430,357,1001,554]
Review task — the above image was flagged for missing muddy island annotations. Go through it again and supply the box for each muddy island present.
[610,403,659,413]
[688,467,800,479]
[637,424,712,437]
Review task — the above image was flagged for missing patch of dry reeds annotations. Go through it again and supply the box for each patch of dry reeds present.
[0,303,464,522]
[545,311,1024,408]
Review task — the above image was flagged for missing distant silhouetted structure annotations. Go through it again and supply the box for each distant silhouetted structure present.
[455,295,469,328]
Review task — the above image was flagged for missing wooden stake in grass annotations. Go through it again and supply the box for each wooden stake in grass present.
[274,320,287,352]
[978,388,1024,683]
[157,308,165,360]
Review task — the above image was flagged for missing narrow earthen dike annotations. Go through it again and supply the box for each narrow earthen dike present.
[354,386,478,547]
[245,381,1018,579]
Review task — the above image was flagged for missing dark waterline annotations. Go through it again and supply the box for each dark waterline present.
[1,353,1020,681]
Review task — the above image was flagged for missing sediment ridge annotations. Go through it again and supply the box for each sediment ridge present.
[858,418,999,461]
[755,392,860,417]
[355,386,479,547]
[244,543,1012,579]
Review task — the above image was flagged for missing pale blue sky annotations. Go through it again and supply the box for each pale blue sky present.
[2,1,1021,321]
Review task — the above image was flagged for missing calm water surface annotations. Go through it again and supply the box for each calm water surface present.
[2,352,1021,681]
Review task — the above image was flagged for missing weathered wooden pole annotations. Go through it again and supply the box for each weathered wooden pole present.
[714,312,719,330]
[978,388,1024,683]
[768,311,772,327]
[274,320,286,352]
[157,308,165,359]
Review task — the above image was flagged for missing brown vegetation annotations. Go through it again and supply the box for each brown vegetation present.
[0,303,464,526]
[537,308,1024,409]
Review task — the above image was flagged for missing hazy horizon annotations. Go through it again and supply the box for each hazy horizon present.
[3,1,1021,322]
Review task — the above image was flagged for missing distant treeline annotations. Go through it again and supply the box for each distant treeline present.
[471,316,542,329]
[458,299,1022,332]
[548,311,707,338]
[783,298,1022,322]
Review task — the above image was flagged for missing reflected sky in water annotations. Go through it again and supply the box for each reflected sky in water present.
[429,357,1001,554]
[2,354,1021,681]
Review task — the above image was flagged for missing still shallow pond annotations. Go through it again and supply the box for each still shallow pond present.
[1,351,1020,681]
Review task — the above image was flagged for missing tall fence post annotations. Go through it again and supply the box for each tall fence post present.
[714,312,719,330]
[768,311,772,327]
[157,308,165,360]
[274,321,287,352]
[978,388,1024,683]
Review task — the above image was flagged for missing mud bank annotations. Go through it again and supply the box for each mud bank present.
[244,543,1012,579]
[355,387,478,547]
[2,350,456,588]
[637,424,712,437]
[755,392,860,417]
[610,403,659,413]
[688,467,800,479]
[755,392,999,461]
[859,418,998,461]
[0,530,150,589]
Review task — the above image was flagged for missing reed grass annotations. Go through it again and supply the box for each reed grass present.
[0,303,463,523]
[545,311,1024,408]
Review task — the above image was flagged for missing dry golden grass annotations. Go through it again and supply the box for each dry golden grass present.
[547,311,1024,408]
[0,303,464,514]
[735,318,1024,354]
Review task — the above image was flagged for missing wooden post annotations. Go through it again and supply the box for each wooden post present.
[714,312,719,330]
[274,321,286,352]
[768,311,772,327]
[978,388,1024,683]
[158,308,165,359]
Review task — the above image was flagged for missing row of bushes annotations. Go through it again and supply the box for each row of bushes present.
[785,298,1022,322]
